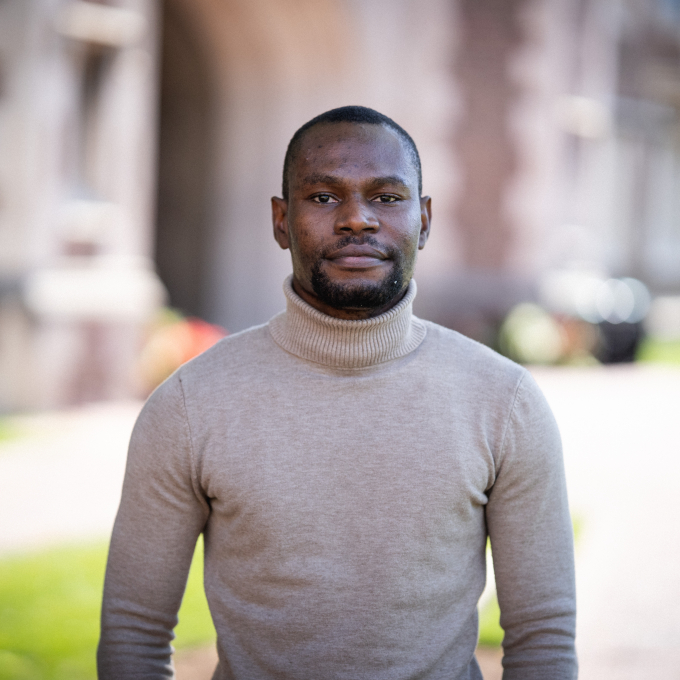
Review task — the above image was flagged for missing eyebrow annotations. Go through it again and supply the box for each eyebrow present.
[365,175,410,191]
[299,173,411,191]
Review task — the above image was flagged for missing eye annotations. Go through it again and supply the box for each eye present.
[311,194,339,204]
[373,194,400,204]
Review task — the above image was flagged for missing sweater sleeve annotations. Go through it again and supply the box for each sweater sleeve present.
[485,371,577,680]
[97,372,210,679]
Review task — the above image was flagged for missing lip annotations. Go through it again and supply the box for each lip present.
[327,245,387,260]
[325,245,388,269]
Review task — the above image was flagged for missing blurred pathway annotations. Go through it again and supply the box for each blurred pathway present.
[0,401,141,553]
[531,365,680,680]
[1,365,679,679]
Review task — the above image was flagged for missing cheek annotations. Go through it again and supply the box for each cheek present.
[396,219,422,254]
[289,226,324,267]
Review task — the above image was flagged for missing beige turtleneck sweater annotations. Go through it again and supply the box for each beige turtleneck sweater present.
[98,277,576,680]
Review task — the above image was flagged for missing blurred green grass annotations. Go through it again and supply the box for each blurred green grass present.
[637,338,680,365]
[0,539,215,680]
[0,419,18,444]
[478,594,503,647]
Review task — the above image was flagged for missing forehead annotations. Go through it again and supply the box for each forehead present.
[291,122,417,187]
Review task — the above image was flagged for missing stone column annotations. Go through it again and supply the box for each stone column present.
[453,0,530,269]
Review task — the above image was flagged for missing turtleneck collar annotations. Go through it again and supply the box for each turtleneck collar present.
[268,275,427,369]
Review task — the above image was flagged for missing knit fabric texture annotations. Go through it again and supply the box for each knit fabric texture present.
[269,277,426,368]
[98,277,577,680]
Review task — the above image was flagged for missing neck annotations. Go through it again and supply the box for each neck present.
[268,275,427,369]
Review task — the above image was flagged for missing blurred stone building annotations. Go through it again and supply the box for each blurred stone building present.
[1,0,680,409]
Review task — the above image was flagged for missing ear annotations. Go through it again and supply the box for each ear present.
[271,197,290,250]
[418,196,432,249]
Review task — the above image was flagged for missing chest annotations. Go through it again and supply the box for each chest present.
[191,372,500,544]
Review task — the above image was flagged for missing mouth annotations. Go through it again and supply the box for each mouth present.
[325,245,389,269]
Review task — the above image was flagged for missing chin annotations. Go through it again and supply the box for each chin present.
[310,263,405,311]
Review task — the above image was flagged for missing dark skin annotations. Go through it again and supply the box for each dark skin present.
[272,122,432,319]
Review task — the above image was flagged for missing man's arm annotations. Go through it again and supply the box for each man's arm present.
[97,373,210,679]
[486,371,577,680]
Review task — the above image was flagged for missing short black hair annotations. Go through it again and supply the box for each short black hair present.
[281,105,422,200]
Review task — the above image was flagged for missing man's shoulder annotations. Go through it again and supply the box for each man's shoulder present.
[419,318,525,382]
[177,323,277,384]
[416,318,547,422]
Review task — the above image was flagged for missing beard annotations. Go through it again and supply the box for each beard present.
[309,236,407,311]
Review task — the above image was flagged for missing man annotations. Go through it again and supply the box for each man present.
[98,106,576,679]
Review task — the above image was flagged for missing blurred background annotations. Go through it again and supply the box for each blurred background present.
[1,0,680,678]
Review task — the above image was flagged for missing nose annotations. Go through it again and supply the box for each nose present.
[334,195,379,235]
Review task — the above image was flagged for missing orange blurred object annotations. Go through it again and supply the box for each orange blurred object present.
[137,314,228,393]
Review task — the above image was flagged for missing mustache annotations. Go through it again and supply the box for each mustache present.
[320,235,397,260]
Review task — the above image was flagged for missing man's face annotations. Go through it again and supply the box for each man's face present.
[272,122,431,319]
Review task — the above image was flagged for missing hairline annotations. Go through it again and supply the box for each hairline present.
[282,119,422,201]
